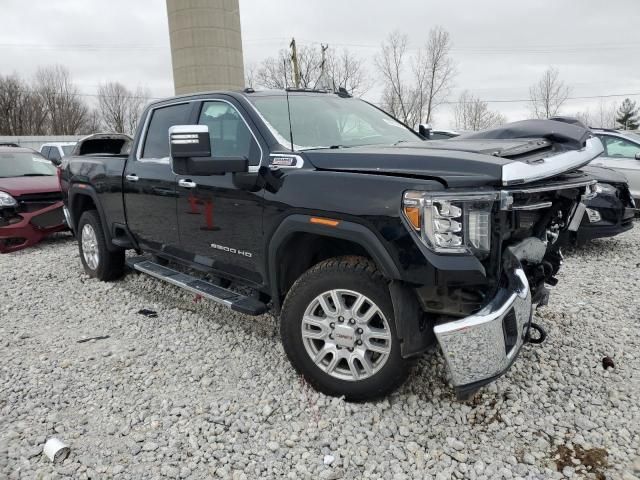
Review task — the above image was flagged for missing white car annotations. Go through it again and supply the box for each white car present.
[590,129,640,202]
[39,142,76,166]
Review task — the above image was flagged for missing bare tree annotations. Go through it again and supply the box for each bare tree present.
[376,27,456,127]
[244,62,258,89]
[596,100,618,129]
[529,67,570,119]
[0,74,48,135]
[34,65,88,134]
[97,82,149,134]
[420,27,455,123]
[254,44,369,95]
[81,109,102,134]
[454,91,507,131]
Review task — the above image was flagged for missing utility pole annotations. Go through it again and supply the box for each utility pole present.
[319,43,329,90]
[290,38,301,88]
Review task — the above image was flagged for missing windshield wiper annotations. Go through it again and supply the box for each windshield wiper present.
[22,173,52,177]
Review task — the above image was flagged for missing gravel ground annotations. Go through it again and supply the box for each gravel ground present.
[1,226,639,480]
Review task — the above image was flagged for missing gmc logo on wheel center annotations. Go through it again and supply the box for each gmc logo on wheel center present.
[210,243,253,258]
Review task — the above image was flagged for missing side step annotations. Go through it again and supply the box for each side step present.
[126,257,268,316]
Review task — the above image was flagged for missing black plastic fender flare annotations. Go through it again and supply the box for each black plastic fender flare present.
[267,214,402,307]
[67,184,118,252]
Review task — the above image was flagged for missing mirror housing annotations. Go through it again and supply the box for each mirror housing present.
[169,125,211,158]
[169,125,248,175]
[635,152,640,160]
[50,158,62,167]
[418,123,432,139]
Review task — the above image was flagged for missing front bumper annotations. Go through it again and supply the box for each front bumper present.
[0,201,66,253]
[434,261,533,399]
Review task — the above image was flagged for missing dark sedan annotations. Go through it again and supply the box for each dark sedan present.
[576,165,635,245]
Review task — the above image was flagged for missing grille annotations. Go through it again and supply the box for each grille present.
[30,207,65,229]
[17,192,63,203]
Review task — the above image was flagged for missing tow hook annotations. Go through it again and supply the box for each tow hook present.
[526,322,547,344]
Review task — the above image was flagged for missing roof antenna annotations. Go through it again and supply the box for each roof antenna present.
[283,58,295,152]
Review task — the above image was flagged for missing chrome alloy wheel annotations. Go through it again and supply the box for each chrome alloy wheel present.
[301,289,392,381]
[81,223,99,270]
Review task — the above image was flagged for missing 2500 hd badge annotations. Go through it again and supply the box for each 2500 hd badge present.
[210,243,253,258]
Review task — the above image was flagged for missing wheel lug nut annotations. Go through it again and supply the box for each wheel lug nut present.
[329,333,334,339]
[356,328,363,334]
[356,340,362,346]
[338,316,344,322]
[330,322,335,328]
[349,319,355,324]
[348,347,354,352]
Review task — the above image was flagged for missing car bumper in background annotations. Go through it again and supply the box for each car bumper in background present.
[0,201,67,253]
[434,261,533,399]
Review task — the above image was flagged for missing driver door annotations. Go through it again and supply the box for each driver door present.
[175,98,266,286]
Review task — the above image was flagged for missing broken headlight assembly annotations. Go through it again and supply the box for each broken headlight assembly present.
[402,191,505,256]
[0,191,17,207]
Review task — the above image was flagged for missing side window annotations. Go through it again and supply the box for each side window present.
[41,146,51,158]
[141,103,191,159]
[198,101,260,166]
[49,147,61,162]
[601,136,640,159]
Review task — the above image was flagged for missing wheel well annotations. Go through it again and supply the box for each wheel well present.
[71,193,96,230]
[276,232,373,299]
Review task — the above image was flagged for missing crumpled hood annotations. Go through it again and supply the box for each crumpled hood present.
[0,176,61,197]
[302,145,511,188]
[581,165,628,185]
[303,119,604,188]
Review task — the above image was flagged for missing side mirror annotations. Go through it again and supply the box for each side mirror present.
[418,123,432,139]
[50,158,62,167]
[169,125,248,175]
[635,152,640,160]
[169,125,211,159]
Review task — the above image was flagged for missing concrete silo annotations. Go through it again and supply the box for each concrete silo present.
[166,0,245,94]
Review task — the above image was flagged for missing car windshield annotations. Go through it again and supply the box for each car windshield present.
[62,145,75,155]
[249,94,420,150]
[0,152,56,178]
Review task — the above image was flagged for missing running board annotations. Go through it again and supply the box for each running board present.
[126,257,268,316]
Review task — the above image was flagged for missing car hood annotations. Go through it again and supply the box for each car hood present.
[581,165,628,185]
[303,137,603,188]
[0,176,61,196]
[302,145,510,188]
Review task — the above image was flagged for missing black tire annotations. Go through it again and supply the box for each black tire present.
[280,256,412,401]
[77,210,124,281]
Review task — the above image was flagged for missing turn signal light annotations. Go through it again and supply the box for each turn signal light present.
[403,206,421,230]
[310,217,340,227]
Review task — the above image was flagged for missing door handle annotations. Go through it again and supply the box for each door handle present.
[178,179,197,189]
[125,174,139,182]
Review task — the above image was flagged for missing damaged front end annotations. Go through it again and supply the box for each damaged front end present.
[431,176,597,399]
[0,193,66,253]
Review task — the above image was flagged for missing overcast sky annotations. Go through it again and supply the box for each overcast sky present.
[2,0,639,128]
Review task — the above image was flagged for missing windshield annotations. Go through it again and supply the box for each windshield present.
[249,94,420,150]
[0,152,56,178]
[62,145,75,155]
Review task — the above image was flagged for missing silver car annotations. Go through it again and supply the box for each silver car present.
[590,129,640,201]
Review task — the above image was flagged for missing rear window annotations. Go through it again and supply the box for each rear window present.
[142,103,191,159]
[0,152,56,178]
[62,145,75,156]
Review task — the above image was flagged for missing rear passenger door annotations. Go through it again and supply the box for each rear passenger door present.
[175,97,266,286]
[123,102,194,254]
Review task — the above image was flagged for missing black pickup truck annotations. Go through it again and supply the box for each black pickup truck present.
[60,89,603,401]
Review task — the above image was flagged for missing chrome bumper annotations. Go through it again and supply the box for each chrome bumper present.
[434,263,533,396]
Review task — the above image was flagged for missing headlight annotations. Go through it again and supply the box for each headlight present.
[0,191,17,207]
[595,183,617,195]
[403,191,500,255]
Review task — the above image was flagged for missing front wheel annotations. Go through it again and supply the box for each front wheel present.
[280,257,412,401]
[78,210,124,281]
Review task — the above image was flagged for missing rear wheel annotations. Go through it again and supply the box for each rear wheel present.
[280,256,411,401]
[78,210,124,281]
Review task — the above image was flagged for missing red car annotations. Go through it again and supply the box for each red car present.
[0,147,67,253]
